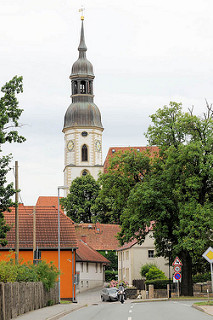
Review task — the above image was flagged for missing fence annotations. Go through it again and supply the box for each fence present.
[0,282,59,320]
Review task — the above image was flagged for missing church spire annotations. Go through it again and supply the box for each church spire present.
[78,19,87,56]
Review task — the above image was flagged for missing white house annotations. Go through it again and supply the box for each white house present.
[117,231,169,285]
[76,240,109,292]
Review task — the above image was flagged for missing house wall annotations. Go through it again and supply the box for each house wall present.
[76,261,104,292]
[0,249,76,299]
[118,233,169,285]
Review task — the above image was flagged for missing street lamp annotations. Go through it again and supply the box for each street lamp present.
[168,242,172,299]
[58,185,68,303]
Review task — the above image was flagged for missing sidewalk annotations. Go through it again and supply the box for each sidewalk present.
[15,286,102,320]
[192,304,213,317]
[15,302,86,320]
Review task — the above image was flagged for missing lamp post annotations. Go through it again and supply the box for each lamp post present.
[58,186,68,303]
[168,242,172,299]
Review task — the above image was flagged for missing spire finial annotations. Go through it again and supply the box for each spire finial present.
[79,6,85,21]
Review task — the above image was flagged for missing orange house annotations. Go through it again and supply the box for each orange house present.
[0,204,78,300]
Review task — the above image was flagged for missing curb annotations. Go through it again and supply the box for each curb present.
[47,304,87,320]
[192,304,213,317]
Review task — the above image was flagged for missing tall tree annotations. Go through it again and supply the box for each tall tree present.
[60,175,100,223]
[93,150,152,223]
[119,102,213,296]
[0,76,25,246]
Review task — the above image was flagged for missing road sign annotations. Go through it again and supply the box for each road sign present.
[202,247,213,294]
[172,256,182,266]
[174,272,181,281]
[174,265,181,273]
[202,247,213,264]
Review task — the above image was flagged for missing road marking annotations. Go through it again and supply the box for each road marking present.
[129,310,132,313]
[128,317,132,320]
[130,305,134,309]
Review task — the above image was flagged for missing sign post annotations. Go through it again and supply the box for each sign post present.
[172,256,182,297]
[202,247,213,294]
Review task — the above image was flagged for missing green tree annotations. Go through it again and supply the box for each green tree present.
[93,150,152,223]
[60,175,100,223]
[119,102,213,296]
[0,76,25,246]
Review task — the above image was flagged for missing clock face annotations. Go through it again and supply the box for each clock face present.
[95,140,101,152]
[67,140,74,151]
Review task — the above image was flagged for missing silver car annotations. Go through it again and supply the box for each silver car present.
[101,287,119,302]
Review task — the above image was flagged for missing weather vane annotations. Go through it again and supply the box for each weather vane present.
[79,6,85,20]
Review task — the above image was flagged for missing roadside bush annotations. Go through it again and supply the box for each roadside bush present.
[192,272,211,283]
[145,279,170,289]
[105,270,118,282]
[0,258,58,291]
[140,263,167,280]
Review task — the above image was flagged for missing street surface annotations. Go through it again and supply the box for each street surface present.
[60,300,212,320]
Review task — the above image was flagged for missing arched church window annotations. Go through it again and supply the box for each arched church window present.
[82,144,88,162]
[80,81,86,94]
[73,81,78,94]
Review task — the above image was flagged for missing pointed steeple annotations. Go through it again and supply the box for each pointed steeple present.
[78,19,87,56]
[71,17,94,77]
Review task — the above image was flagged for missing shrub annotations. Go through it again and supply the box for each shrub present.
[105,270,118,282]
[140,263,156,278]
[192,272,211,283]
[145,279,170,289]
[109,279,129,288]
[0,258,58,291]
[140,263,167,280]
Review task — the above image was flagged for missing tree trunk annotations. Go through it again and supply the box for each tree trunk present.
[180,251,193,296]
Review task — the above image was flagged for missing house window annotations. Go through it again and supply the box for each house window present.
[82,144,88,162]
[81,281,83,288]
[126,251,129,260]
[86,262,89,273]
[100,264,102,273]
[148,250,154,258]
[81,262,83,272]
[96,263,98,273]
[86,281,89,287]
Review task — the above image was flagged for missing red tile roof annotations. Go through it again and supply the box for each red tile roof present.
[116,222,154,251]
[3,204,77,250]
[104,146,159,172]
[75,223,121,251]
[76,240,110,264]
[36,196,63,212]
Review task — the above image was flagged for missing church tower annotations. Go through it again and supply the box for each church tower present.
[63,16,104,190]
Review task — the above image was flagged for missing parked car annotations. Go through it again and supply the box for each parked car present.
[101,287,119,302]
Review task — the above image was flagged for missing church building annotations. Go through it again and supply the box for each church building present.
[63,16,104,191]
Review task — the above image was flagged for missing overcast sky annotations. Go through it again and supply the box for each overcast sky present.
[1,0,213,205]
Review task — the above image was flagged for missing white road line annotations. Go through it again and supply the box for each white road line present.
[129,310,132,313]
[128,317,132,320]
[130,305,134,309]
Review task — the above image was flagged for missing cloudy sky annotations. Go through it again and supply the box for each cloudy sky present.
[1,0,213,205]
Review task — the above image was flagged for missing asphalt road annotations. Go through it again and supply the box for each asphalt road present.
[60,300,212,320]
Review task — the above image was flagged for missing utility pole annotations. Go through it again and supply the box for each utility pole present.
[15,161,19,264]
[33,206,36,254]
